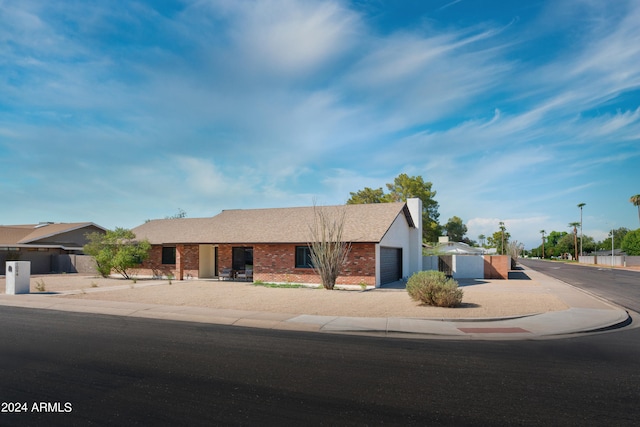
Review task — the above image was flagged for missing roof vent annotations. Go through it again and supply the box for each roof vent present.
[35,222,54,228]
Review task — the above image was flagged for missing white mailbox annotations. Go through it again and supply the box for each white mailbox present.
[6,261,31,294]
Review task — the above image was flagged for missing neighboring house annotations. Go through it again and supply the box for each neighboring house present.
[132,199,423,287]
[425,239,487,255]
[0,222,106,274]
[423,237,510,279]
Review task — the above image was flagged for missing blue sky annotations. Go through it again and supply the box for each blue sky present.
[1,0,639,249]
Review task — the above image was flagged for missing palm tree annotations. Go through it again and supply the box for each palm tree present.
[577,203,585,257]
[540,230,545,259]
[569,222,580,261]
[499,221,506,255]
[478,234,485,247]
[630,195,640,225]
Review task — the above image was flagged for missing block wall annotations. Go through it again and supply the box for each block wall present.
[483,255,511,279]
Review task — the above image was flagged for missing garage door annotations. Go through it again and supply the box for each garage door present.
[380,247,402,285]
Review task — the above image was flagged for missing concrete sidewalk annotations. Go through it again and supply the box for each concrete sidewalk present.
[0,266,633,340]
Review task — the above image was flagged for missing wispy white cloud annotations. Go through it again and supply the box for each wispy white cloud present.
[0,0,639,247]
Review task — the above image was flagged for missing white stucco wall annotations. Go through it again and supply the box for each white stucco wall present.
[376,199,423,286]
[452,255,484,279]
[423,255,438,271]
[406,198,423,274]
[422,255,484,279]
[378,213,411,285]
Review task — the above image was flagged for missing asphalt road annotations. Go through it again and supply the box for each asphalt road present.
[519,258,640,313]
[1,306,639,426]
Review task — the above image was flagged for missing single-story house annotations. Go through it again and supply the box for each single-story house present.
[0,222,106,274]
[132,199,423,287]
[425,239,487,255]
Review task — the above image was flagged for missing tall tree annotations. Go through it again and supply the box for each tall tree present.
[347,174,441,242]
[569,222,581,261]
[487,226,510,255]
[478,234,486,248]
[444,216,467,242]
[630,195,640,225]
[499,221,506,255]
[540,230,546,259]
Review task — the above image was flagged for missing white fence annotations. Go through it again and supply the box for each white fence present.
[423,255,485,279]
[579,255,640,267]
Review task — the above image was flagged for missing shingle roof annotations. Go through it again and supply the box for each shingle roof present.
[133,202,413,245]
[0,226,33,246]
[0,223,105,246]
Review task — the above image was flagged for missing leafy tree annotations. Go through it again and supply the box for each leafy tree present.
[581,235,596,254]
[462,237,477,247]
[166,208,187,219]
[621,229,640,255]
[556,233,575,258]
[602,227,630,249]
[84,228,151,279]
[487,228,510,255]
[630,195,640,225]
[443,216,467,242]
[346,187,387,204]
[545,230,568,257]
[347,173,441,243]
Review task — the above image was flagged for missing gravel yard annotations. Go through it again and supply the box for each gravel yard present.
[0,274,568,319]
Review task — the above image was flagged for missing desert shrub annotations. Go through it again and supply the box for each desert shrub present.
[35,279,46,292]
[406,271,463,307]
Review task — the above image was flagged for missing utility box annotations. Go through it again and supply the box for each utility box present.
[6,261,31,294]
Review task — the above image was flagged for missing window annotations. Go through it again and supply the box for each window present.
[232,247,254,270]
[162,247,176,264]
[295,246,313,268]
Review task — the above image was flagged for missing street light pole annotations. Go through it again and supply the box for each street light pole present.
[611,227,614,268]
[578,203,585,258]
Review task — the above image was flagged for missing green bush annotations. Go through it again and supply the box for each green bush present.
[621,229,640,256]
[406,271,463,307]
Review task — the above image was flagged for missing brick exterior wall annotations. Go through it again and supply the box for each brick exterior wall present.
[138,242,378,285]
[136,245,174,278]
[136,244,199,279]
[219,242,377,286]
[483,255,511,279]
[177,244,199,279]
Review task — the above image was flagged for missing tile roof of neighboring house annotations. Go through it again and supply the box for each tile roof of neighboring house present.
[133,202,413,245]
[425,241,486,255]
[0,222,105,247]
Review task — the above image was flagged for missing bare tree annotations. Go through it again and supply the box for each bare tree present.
[308,205,352,290]
[507,240,524,263]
